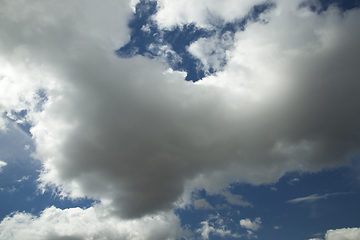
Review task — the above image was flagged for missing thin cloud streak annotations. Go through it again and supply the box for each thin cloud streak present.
[287,192,354,204]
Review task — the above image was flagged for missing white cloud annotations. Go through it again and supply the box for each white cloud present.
[154,0,269,29]
[288,178,300,184]
[0,160,7,172]
[188,32,234,75]
[0,205,186,240]
[309,227,360,240]
[16,175,30,182]
[288,192,353,204]
[0,0,360,228]
[197,214,240,240]
[198,221,214,240]
[246,230,258,239]
[240,217,261,231]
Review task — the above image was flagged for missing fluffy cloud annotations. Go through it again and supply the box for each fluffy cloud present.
[197,214,240,240]
[188,32,233,75]
[0,205,186,240]
[0,161,7,172]
[240,217,261,231]
[154,0,268,28]
[1,0,360,228]
[309,227,360,240]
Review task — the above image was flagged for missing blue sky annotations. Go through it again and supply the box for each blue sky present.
[1,0,360,239]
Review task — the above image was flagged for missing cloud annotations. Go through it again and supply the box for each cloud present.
[197,214,240,240]
[239,217,261,231]
[288,178,300,185]
[192,190,251,210]
[0,0,360,225]
[0,205,186,240]
[219,190,253,207]
[194,198,214,210]
[154,0,268,29]
[287,192,354,204]
[0,161,7,172]
[187,32,234,75]
[246,230,258,239]
[309,227,360,240]
[16,175,30,183]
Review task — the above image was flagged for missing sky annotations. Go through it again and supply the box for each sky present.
[0,0,360,239]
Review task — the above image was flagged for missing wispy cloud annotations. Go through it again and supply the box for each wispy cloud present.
[16,175,30,183]
[287,178,300,185]
[287,192,354,204]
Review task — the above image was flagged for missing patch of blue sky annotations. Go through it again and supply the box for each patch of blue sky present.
[116,0,275,82]
[175,161,360,240]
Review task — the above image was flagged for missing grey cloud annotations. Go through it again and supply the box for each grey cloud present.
[47,236,83,240]
[194,199,214,210]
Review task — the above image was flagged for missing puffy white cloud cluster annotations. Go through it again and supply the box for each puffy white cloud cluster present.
[240,217,262,231]
[188,32,234,75]
[0,160,7,172]
[0,205,186,240]
[198,214,241,240]
[1,0,360,238]
[309,227,360,240]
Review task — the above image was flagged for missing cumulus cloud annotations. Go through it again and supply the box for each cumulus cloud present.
[309,227,360,240]
[0,205,186,240]
[240,217,261,231]
[0,0,360,229]
[197,214,240,240]
[187,32,234,75]
[0,161,7,172]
